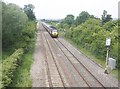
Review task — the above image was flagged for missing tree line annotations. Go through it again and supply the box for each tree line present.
[2,3,27,52]
[2,1,36,88]
[48,11,119,69]
[2,2,36,53]
[59,10,112,27]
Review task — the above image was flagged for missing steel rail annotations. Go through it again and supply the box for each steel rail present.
[56,38,106,88]
[42,27,66,88]
[40,28,53,88]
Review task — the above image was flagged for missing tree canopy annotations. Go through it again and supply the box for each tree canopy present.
[23,4,36,21]
[2,1,36,88]
[2,3,28,49]
[2,2,36,51]
[64,14,75,26]
[101,10,112,24]
[75,11,90,25]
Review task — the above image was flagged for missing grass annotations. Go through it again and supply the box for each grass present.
[111,69,119,79]
[63,36,119,80]
[9,41,35,87]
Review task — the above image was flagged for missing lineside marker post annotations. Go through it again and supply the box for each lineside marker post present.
[104,37,111,74]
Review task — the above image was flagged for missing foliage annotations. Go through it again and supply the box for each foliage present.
[63,14,75,26]
[2,20,36,88]
[101,10,112,24]
[59,11,91,27]
[15,21,36,51]
[2,2,28,51]
[58,17,118,68]
[102,20,117,31]
[75,11,90,26]
[2,1,36,51]
[2,1,36,88]
[24,4,36,21]
[9,41,35,87]
[42,10,118,68]
[2,48,24,88]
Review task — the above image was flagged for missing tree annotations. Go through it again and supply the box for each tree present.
[101,10,112,24]
[2,3,28,50]
[64,14,75,26]
[75,11,90,25]
[23,4,36,21]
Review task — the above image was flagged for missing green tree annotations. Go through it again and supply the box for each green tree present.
[2,3,28,50]
[64,14,75,26]
[101,10,112,24]
[75,11,90,25]
[103,20,117,31]
[23,4,36,21]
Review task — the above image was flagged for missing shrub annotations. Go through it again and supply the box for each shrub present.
[2,48,24,88]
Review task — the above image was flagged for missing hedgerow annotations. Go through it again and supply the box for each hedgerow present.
[2,48,24,88]
[56,18,118,68]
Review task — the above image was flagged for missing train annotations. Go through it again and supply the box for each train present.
[42,22,58,38]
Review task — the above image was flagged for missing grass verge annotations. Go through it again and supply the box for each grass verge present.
[9,41,35,87]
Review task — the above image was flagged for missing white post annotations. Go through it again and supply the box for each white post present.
[104,37,111,74]
[106,47,109,66]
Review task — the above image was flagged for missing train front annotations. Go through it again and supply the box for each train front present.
[51,30,58,38]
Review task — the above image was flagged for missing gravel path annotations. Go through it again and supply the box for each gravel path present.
[30,25,49,87]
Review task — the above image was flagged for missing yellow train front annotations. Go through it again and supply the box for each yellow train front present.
[51,30,58,38]
[48,25,58,38]
[42,22,58,38]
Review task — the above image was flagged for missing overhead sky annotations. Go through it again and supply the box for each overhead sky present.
[3,0,119,20]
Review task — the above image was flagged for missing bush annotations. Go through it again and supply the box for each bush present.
[2,48,24,88]
[59,18,118,68]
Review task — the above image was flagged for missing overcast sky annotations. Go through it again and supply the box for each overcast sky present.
[3,0,119,19]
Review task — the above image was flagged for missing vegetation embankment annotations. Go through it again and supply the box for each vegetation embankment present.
[2,1,36,88]
[44,11,119,79]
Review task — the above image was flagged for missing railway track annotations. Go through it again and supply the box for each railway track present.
[38,23,118,88]
[44,30,89,87]
[39,28,53,87]
[43,29,105,88]
[44,31,102,87]
[53,38,106,88]
[41,28,66,88]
